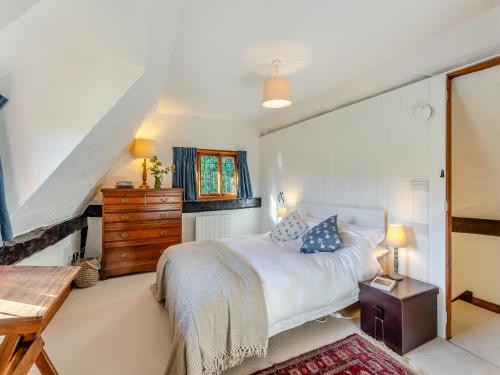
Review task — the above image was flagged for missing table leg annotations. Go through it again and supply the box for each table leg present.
[34,349,58,375]
[0,335,20,375]
[11,337,43,375]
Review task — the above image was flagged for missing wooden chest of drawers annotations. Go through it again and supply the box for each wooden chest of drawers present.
[101,188,183,278]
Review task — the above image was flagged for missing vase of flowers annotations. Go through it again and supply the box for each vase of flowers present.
[148,156,175,189]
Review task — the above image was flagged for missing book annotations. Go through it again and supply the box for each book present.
[370,276,396,292]
[115,181,134,188]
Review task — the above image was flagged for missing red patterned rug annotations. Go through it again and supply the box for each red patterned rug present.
[252,333,418,375]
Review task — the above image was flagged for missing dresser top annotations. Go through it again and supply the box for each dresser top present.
[101,188,183,193]
[360,276,439,301]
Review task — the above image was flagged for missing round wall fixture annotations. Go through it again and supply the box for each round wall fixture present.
[413,103,433,121]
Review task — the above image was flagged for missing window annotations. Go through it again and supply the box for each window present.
[197,150,238,199]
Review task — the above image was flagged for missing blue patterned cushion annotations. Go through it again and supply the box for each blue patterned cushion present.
[300,215,343,254]
[270,210,308,242]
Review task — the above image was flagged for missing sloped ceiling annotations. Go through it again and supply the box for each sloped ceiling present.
[0,0,39,31]
[452,65,500,219]
[1,0,499,236]
[0,0,183,235]
[159,0,500,132]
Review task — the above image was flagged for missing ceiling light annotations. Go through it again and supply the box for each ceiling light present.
[262,60,292,109]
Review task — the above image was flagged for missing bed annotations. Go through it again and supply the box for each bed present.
[154,203,387,374]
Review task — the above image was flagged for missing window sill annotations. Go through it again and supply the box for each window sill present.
[83,197,261,216]
[182,197,261,213]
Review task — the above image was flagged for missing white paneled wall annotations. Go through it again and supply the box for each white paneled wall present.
[260,75,447,336]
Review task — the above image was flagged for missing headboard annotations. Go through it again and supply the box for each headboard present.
[297,202,386,230]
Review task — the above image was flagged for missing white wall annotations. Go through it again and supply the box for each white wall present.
[0,1,145,224]
[451,64,500,304]
[260,76,447,336]
[452,233,500,305]
[17,232,80,266]
[84,113,261,256]
[0,0,183,239]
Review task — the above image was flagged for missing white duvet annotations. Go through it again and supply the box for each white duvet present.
[219,228,383,336]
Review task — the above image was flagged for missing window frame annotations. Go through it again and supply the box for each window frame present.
[196,149,238,200]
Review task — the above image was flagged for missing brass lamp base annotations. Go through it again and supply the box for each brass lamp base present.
[139,158,149,189]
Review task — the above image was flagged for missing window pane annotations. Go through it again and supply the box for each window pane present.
[221,156,235,194]
[200,155,219,194]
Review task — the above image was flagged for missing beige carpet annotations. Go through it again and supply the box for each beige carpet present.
[451,300,500,368]
[24,273,499,374]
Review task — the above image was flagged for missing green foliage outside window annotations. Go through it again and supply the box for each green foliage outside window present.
[221,156,235,193]
[199,152,237,197]
[200,155,219,194]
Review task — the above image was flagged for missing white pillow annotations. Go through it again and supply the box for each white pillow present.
[339,222,385,248]
[303,216,385,248]
[270,210,308,242]
[302,215,323,228]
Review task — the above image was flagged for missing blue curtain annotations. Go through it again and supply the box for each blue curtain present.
[0,95,7,110]
[0,95,13,242]
[172,147,198,201]
[237,150,253,198]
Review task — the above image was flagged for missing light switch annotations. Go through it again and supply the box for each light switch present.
[410,179,428,192]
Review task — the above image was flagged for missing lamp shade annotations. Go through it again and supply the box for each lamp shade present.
[277,207,288,218]
[386,224,407,248]
[131,138,156,159]
[262,76,292,108]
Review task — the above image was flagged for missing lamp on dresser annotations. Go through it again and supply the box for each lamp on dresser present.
[131,138,156,189]
[386,224,407,281]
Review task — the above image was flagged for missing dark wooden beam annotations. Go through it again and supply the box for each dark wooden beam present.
[452,217,500,237]
[84,197,262,216]
[0,216,87,265]
[453,290,500,315]
[447,56,500,79]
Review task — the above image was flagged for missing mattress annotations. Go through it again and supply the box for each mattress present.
[220,228,383,337]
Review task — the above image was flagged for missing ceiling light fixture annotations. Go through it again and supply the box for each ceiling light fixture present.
[262,59,292,109]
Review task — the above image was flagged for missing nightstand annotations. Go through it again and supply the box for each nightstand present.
[359,276,439,355]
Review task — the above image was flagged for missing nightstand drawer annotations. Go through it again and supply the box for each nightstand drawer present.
[359,277,438,355]
[360,288,402,352]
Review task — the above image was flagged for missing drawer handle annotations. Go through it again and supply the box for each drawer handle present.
[121,197,129,203]
[371,305,384,319]
[159,212,169,219]
[120,214,130,220]
[160,230,167,236]
[160,197,169,202]
[120,232,129,239]
[120,252,129,259]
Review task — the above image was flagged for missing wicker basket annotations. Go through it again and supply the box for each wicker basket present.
[73,257,101,288]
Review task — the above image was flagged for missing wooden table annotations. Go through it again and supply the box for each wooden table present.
[0,266,80,375]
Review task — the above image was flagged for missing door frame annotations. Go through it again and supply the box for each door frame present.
[445,55,500,339]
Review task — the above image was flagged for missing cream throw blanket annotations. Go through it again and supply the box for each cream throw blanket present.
[154,240,268,375]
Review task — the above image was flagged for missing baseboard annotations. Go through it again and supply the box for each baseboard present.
[453,290,500,314]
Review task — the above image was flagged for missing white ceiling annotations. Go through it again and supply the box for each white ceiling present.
[159,0,500,131]
[0,0,39,31]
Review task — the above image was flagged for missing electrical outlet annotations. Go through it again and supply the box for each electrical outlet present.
[63,245,73,265]
[410,179,428,192]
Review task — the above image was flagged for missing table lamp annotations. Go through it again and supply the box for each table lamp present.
[386,224,407,281]
[131,138,156,189]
